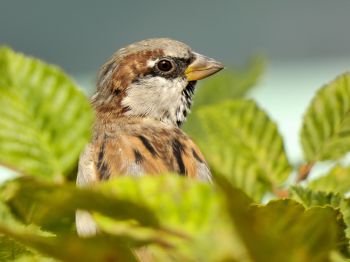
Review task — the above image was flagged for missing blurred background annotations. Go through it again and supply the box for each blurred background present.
[1,0,350,171]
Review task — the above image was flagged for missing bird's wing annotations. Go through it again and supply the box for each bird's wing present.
[76,144,99,236]
[76,143,98,187]
[185,140,212,182]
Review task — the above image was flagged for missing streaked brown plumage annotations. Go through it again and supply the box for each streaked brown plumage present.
[83,117,209,180]
[76,38,223,236]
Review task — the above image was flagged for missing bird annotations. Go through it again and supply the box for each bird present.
[76,38,224,236]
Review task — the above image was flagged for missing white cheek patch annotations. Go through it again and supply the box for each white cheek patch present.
[121,76,188,124]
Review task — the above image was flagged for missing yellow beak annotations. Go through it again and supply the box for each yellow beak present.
[185,52,224,81]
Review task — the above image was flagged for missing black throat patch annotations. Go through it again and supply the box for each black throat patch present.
[176,81,197,127]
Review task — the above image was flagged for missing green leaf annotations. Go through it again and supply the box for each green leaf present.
[330,251,350,262]
[249,202,344,262]
[0,202,32,261]
[91,175,240,261]
[301,73,350,162]
[0,47,94,181]
[308,165,350,194]
[290,186,350,253]
[290,186,345,207]
[0,200,55,261]
[0,223,137,262]
[1,177,160,232]
[0,178,172,262]
[12,255,57,262]
[190,100,291,201]
[0,237,32,262]
[218,178,346,261]
[2,175,242,261]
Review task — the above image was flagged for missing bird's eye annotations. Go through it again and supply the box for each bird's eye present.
[156,59,174,72]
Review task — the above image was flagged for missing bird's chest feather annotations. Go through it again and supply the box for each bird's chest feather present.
[90,119,211,182]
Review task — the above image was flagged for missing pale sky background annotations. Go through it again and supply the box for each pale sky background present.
[1,0,350,180]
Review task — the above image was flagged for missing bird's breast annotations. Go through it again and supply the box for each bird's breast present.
[91,120,211,182]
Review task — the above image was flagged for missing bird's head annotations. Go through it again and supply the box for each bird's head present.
[93,38,223,127]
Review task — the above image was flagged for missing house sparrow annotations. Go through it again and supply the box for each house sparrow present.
[76,38,224,236]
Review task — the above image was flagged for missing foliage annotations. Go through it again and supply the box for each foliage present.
[190,100,291,201]
[301,73,350,162]
[308,165,350,194]
[1,47,350,261]
[0,47,94,182]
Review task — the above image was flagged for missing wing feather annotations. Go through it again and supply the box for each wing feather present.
[76,144,99,236]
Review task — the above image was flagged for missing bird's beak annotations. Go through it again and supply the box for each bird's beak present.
[185,52,224,81]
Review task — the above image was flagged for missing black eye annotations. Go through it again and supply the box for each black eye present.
[156,59,174,72]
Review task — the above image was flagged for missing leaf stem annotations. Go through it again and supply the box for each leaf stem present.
[296,162,315,183]
[273,187,289,198]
